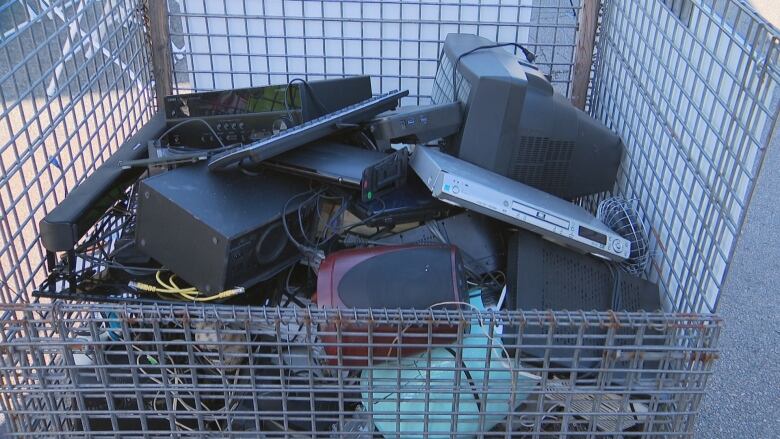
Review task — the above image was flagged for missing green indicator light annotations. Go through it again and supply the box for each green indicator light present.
[367,192,373,200]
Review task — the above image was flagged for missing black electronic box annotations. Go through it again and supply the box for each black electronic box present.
[163,77,373,148]
[135,164,312,293]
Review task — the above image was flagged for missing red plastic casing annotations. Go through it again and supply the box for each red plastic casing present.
[315,244,465,366]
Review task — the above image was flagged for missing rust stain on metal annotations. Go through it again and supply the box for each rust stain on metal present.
[120,312,139,325]
[606,310,621,330]
[687,351,720,363]
[667,313,711,330]
[545,310,556,328]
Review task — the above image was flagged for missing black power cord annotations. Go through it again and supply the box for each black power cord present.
[284,78,329,124]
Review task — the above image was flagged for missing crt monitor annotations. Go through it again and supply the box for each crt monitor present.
[430,33,623,199]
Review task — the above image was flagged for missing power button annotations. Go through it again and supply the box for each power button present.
[612,239,624,253]
[452,185,460,194]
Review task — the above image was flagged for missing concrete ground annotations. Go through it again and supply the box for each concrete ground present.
[694,123,780,437]
[750,0,780,30]
[691,5,780,439]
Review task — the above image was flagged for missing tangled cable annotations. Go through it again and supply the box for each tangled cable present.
[128,271,244,302]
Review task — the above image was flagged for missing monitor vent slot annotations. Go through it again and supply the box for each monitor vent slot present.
[541,245,612,312]
[509,136,574,197]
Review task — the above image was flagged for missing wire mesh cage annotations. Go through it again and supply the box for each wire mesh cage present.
[0,303,720,437]
[0,0,778,437]
[167,0,582,102]
[0,0,156,304]
[590,0,780,314]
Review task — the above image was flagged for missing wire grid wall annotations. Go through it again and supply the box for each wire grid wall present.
[589,0,780,314]
[0,0,156,304]
[0,302,721,437]
[166,0,582,104]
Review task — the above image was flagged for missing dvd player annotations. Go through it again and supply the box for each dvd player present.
[410,146,630,261]
[263,141,408,202]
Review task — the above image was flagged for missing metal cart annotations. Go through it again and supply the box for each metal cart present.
[0,0,777,436]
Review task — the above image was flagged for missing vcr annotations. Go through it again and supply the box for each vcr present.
[135,164,312,293]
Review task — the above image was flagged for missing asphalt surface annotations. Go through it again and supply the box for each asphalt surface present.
[694,106,780,436]
[750,0,780,30]
[693,3,780,437]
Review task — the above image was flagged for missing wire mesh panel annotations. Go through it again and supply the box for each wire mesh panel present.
[0,0,156,304]
[0,302,721,437]
[167,0,583,103]
[590,0,780,314]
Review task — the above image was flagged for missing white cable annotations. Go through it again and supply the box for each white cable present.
[496,284,508,310]
[133,345,242,432]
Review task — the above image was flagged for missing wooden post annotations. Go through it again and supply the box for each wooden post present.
[148,0,173,111]
[571,0,599,110]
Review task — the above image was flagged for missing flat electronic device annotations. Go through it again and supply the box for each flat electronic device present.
[163,76,371,120]
[263,141,408,202]
[163,77,373,148]
[351,174,451,227]
[502,229,660,367]
[165,84,289,118]
[374,211,503,276]
[208,90,409,170]
[411,146,631,261]
[165,112,288,148]
[368,102,462,150]
[135,164,312,293]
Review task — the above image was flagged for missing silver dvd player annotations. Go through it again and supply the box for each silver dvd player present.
[410,146,630,261]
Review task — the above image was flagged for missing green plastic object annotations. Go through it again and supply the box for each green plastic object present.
[361,294,539,438]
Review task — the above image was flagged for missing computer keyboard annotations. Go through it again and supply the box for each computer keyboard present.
[208,89,409,170]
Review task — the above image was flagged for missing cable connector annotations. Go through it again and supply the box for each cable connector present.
[300,248,326,272]
[128,281,155,292]
[341,234,371,247]
[220,287,245,298]
[129,280,245,301]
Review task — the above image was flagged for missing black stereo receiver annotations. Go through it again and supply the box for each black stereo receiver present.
[135,164,313,293]
[165,112,288,148]
[163,76,373,148]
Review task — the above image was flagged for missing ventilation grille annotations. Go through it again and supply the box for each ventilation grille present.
[616,276,643,310]
[509,136,575,196]
[540,246,612,312]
